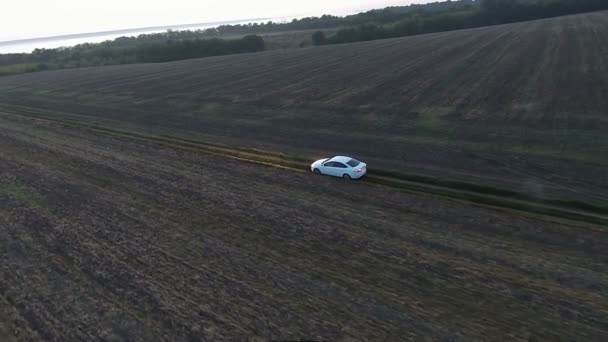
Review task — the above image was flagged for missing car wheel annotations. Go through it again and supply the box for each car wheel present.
[313,168,322,175]
[343,174,351,180]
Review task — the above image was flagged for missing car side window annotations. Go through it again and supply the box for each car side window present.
[335,162,347,168]
[324,161,336,167]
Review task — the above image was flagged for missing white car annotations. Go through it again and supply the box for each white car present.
[310,156,367,179]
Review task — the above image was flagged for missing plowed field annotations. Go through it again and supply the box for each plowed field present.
[1,12,607,207]
[1,10,608,342]
[1,114,606,341]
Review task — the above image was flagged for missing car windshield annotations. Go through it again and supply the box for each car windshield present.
[346,159,360,167]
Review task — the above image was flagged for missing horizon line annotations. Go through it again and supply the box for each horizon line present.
[0,17,280,47]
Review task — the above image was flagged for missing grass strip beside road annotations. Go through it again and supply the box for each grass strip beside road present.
[1,109,606,226]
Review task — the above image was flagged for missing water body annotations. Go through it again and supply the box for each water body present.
[0,17,285,54]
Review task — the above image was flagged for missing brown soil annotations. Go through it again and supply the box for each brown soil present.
[0,114,606,341]
[1,13,607,207]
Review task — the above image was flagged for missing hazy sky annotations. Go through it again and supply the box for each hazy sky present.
[1,0,431,41]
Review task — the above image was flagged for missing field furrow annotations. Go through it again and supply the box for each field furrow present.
[0,113,606,340]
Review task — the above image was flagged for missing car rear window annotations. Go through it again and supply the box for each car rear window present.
[347,159,361,167]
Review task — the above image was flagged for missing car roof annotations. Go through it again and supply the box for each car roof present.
[329,156,353,164]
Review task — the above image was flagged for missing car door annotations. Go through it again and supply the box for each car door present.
[322,161,340,176]
[333,162,349,177]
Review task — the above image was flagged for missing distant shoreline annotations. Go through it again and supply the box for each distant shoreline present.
[0,17,272,47]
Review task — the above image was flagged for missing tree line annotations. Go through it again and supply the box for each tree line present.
[312,0,608,46]
[0,0,485,77]
[0,35,265,76]
[143,1,476,40]
[2,0,608,76]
